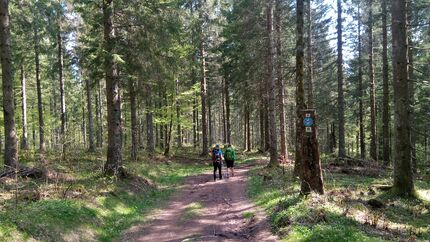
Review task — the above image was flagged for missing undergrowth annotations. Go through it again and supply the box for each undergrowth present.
[0,147,208,242]
[247,162,430,242]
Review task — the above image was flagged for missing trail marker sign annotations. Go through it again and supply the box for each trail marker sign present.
[304,117,313,127]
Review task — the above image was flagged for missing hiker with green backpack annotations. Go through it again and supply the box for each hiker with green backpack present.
[224,144,237,177]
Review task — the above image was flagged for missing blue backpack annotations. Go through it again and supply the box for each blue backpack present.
[212,149,221,162]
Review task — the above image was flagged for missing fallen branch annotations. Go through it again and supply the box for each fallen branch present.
[0,166,44,179]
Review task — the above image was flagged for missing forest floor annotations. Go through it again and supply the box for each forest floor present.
[248,156,430,241]
[1,149,429,242]
[121,160,278,242]
[0,148,212,241]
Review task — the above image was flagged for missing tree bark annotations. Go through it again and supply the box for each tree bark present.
[103,0,123,176]
[0,0,18,167]
[82,93,87,148]
[259,106,265,151]
[276,0,287,160]
[129,77,138,161]
[86,77,95,152]
[208,103,213,146]
[146,85,155,154]
[158,92,164,149]
[34,22,45,152]
[337,0,346,158]
[200,38,208,156]
[20,64,29,150]
[32,117,36,149]
[425,130,428,163]
[382,0,390,164]
[164,113,173,156]
[299,110,324,194]
[391,0,414,195]
[295,0,306,176]
[176,79,182,148]
[58,30,67,159]
[407,5,416,172]
[246,106,251,151]
[264,104,270,151]
[306,0,314,107]
[368,0,377,161]
[357,5,366,159]
[225,76,231,144]
[222,78,227,144]
[96,80,103,147]
[267,0,278,167]
[193,93,197,147]
[243,108,247,150]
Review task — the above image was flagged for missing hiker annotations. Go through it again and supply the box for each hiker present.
[224,144,237,177]
[212,144,223,181]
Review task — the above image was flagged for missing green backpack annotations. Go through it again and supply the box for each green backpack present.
[225,148,235,161]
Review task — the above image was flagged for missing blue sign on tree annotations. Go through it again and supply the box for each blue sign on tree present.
[303,117,313,127]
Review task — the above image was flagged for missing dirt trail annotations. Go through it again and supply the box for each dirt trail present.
[121,162,278,242]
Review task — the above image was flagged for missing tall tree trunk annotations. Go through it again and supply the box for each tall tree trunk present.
[391,0,414,195]
[96,81,103,147]
[20,64,29,150]
[358,5,366,159]
[368,0,377,161]
[243,106,251,151]
[337,0,346,158]
[193,93,197,147]
[264,104,270,151]
[407,3,416,172]
[276,0,287,160]
[382,0,390,164]
[259,106,265,151]
[146,87,155,154]
[200,40,208,156]
[32,120,36,149]
[208,103,213,146]
[409,38,416,172]
[34,23,45,152]
[58,30,67,159]
[0,0,18,167]
[246,106,251,151]
[103,0,123,176]
[425,130,428,163]
[158,92,164,149]
[129,78,138,161]
[196,103,200,145]
[295,0,306,175]
[243,108,247,150]
[155,120,159,149]
[267,0,279,167]
[49,93,55,148]
[306,0,314,107]
[222,78,227,144]
[51,71,59,148]
[164,123,168,152]
[82,93,87,148]
[225,77,231,144]
[164,112,173,156]
[86,77,95,152]
[176,79,182,148]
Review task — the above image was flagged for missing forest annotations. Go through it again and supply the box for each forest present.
[0,0,429,241]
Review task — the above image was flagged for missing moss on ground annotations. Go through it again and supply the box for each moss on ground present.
[0,148,209,242]
[247,162,430,242]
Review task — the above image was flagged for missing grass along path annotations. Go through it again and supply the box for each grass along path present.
[247,160,430,242]
[0,149,209,242]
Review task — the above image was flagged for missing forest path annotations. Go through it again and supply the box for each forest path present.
[120,161,278,242]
